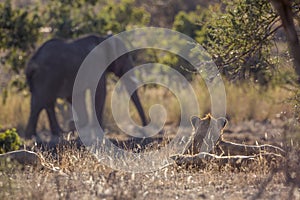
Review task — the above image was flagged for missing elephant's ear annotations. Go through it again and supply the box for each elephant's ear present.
[190,116,201,129]
[216,117,227,129]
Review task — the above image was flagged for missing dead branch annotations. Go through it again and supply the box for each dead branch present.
[171,136,285,167]
[215,140,285,156]
[171,151,283,167]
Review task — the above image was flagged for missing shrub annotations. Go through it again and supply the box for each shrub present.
[0,128,22,154]
[205,0,278,85]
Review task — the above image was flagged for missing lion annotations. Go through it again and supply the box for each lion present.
[171,114,284,168]
[182,114,227,155]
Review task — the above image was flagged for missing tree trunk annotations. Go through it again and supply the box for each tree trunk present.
[270,0,300,81]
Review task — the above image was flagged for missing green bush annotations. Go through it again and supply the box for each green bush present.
[0,128,22,154]
[172,6,208,44]
[205,0,278,85]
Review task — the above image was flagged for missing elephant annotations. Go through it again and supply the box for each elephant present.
[24,34,147,139]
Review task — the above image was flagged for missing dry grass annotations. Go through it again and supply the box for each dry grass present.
[0,142,298,200]
[1,80,300,199]
[0,92,31,131]
[103,78,295,131]
[0,80,295,135]
[0,92,50,134]
[225,83,293,122]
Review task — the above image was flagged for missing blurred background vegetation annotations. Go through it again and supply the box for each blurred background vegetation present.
[1,0,300,135]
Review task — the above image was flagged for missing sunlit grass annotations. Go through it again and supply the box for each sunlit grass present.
[121,79,294,125]
[0,80,295,135]
[225,82,293,123]
[0,92,30,131]
[0,92,48,135]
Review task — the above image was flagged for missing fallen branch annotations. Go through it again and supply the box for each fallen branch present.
[0,150,65,175]
[215,140,285,156]
[171,150,284,167]
[0,150,42,168]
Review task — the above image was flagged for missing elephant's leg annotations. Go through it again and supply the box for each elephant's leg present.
[95,76,106,127]
[65,97,76,131]
[130,90,147,126]
[46,102,62,136]
[72,92,89,128]
[121,76,147,126]
[25,95,43,139]
[66,96,72,104]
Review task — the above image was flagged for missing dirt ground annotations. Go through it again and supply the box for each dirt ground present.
[1,118,300,200]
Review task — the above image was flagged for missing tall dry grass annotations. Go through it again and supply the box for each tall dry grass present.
[0,92,30,131]
[0,92,49,134]
[115,79,294,125]
[0,80,295,134]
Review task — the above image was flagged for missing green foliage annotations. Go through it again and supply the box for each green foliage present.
[0,128,22,154]
[102,0,150,32]
[42,0,105,38]
[0,0,42,94]
[173,11,200,39]
[205,0,278,85]
[42,0,150,38]
[0,1,41,51]
[143,6,210,82]
[172,6,208,44]
[129,6,210,83]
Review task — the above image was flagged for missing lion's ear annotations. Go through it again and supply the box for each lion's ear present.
[190,116,201,129]
[217,117,227,129]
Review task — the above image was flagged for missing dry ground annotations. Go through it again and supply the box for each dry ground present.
[1,117,300,200]
[0,161,296,200]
